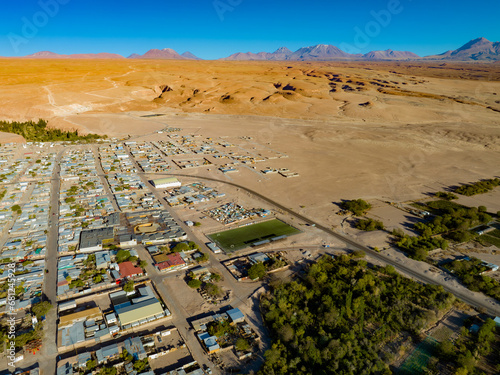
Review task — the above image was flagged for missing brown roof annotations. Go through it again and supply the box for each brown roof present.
[157,253,185,270]
[119,261,143,278]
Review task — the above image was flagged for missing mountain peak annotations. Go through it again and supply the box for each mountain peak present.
[181,51,202,60]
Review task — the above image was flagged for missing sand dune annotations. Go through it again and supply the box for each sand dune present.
[1,59,499,130]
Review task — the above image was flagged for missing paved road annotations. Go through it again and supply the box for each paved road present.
[91,145,121,212]
[150,171,500,317]
[39,148,66,375]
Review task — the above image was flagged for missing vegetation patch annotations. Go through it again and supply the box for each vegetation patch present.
[356,218,385,231]
[442,257,500,300]
[208,219,300,252]
[0,119,105,142]
[340,199,372,216]
[454,178,500,196]
[258,255,454,375]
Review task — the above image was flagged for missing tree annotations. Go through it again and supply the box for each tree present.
[11,204,21,212]
[173,242,190,253]
[123,280,134,293]
[116,249,131,263]
[356,218,384,231]
[340,199,372,216]
[204,283,222,297]
[248,262,266,280]
[86,359,96,370]
[210,272,221,282]
[139,260,148,269]
[188,279,202,289]
[235,337,251,351]
[196,252,209,263]
[99,367,116,375]
[133,359,149,372]
[188,241,200,250]
[31,301,52,319]
[93,275,103,283]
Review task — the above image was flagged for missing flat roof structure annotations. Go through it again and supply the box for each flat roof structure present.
[227,308,245,324]
[59,307,101,327]
[79,227,115,251]
[152,177,181,189]
[115,298,163,327]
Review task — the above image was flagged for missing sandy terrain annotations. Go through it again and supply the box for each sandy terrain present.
[1,59,499,227]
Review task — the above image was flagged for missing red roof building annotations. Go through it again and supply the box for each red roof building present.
[157,253,186,271]
[119,261,144,278]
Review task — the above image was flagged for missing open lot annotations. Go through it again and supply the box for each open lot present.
[208,219,301,252]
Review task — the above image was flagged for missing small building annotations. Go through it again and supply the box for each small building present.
[115,298,164,328]
[79,227,115,252]
[105,312,117,325]
[152,177,182,189]
[494,317,500,327]
[118,234,137,247]
[96,343,119,364]
[227,308,245,324]
[198,332,220,354]
[58,299,76,313]
[248,252,270,264]
[157,253,186,272]
[118,261,143,279]
[191,266,209,278]
[124,336,147,360]
[206,242,221,254]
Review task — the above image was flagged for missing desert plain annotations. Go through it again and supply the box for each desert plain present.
[1,58,499,228]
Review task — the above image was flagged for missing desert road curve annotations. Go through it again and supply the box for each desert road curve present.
[151,172,500,317]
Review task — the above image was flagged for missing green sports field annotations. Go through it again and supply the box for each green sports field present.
[208,219,301,252]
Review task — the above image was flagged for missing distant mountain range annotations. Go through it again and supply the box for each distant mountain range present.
[17,38,500,62]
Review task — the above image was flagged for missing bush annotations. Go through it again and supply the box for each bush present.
[248,262,267,280]
[116,249,131,263]
[32,301,52,319]
[435,192,458,200]
[235,337,251,351]
[188,279,202,289]
[123,280,134,293]
[355,218,384,231]
[173,242,190,253]
[454,178,500,196]
[340,199,372,216]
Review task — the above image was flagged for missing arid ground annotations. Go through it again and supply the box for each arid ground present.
[1,59,499,223]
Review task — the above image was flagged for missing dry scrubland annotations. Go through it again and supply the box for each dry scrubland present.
[0,59,499,219]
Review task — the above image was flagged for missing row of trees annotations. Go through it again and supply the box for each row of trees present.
[454,178,500,196]
[0,119,105,142]
[257,255,455,375]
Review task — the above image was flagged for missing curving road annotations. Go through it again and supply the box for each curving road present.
[149,171,500,316]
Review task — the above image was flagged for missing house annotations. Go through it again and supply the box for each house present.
[227,308,245,324]
[124,336,147,360]
[96,343,119,364]
[118,261,143,279]
[198,332,220,353]
[156,253,186,272]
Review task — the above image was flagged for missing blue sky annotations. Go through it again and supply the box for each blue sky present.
[1,0,499,58]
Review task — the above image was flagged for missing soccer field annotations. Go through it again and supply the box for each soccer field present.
[208,219,301,252]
